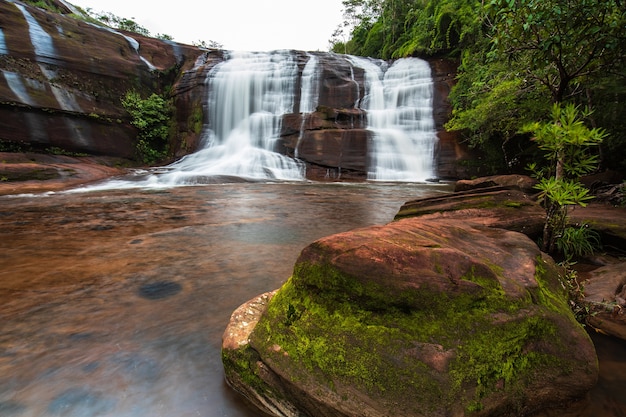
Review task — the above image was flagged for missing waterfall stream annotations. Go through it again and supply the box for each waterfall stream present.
[349,56,437,181]
[78,51,438,190]
[166,51,306,183]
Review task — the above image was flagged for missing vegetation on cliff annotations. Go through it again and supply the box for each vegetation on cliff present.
[121,91,172,164]
[331,0,625,175]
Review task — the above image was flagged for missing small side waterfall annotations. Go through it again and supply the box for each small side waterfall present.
[349,56,437,182]
[0,27,8,55]
[164,51,306,183]
[12,2,57,64]
[296,54,320,157]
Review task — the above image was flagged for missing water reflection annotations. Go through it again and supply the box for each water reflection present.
[0,182,623,417]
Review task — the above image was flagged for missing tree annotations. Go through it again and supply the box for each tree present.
[487,0,625,103]
[523,104,606,253]
[89,11,151,36]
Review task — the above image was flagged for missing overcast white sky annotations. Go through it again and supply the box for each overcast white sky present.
[68,0,346,52]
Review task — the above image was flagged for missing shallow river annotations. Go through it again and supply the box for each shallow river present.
[0,182,624,417]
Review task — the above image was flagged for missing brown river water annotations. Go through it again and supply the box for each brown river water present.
[0,182,624,417]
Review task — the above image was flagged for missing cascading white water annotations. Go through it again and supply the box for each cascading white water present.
[349,56,437,182]
[71,51,439,192]
[299,54,320,114]
[162,51,305,184]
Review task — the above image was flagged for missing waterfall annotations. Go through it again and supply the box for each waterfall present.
[158,51,306,184]
[0,27,8,55]
[12,2,57,64]
[2,71,36,106]
[349,56,437,182]
[73,51,438,191]
[296,54,320,158]
[299,54,320,114]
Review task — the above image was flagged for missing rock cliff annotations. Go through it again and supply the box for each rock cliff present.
[0,0,202,158]
[0,0,470,179]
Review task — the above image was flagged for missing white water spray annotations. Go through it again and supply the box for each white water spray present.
[169,51,305,182]
[108,50,307,188]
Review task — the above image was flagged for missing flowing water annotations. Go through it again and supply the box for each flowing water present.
[0,182,624,417]
[12,1,57,64]
[0,182,450,417]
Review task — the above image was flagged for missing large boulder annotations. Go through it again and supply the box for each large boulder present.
[395,186,546,239]
[223,216,598,417]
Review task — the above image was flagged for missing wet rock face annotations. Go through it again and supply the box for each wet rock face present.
[222,193,599,417]
[0,0,203,158]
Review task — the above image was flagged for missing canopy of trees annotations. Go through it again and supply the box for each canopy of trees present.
[331,0,626,174]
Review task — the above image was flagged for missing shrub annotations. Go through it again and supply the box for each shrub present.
[121,91,171,164]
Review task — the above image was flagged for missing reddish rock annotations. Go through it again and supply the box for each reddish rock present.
[0,0,203,158]
[0,152,127,195]
[395,186,546,238]
[454,174,538,193]
[223,217,598,417]
[582,263,626,340]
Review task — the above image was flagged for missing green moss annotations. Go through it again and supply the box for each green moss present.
[249,254,579,414]
[531,255,571,315]
[255,280,449,411]
[222,341,288,404]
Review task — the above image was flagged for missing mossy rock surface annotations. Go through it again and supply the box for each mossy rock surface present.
[223,218,598,417]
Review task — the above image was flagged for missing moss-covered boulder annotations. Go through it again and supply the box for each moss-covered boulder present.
[222,217,598,417]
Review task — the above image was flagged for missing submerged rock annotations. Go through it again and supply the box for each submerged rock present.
[223,216,598,417]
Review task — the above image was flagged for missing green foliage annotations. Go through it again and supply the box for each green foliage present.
[193,40,224,49]
[487,0,624,103]
[523,104,606,180]
[332,0,483,59]
[90,11,150,36]
[121,91,171,164]
[22,0,63,13]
